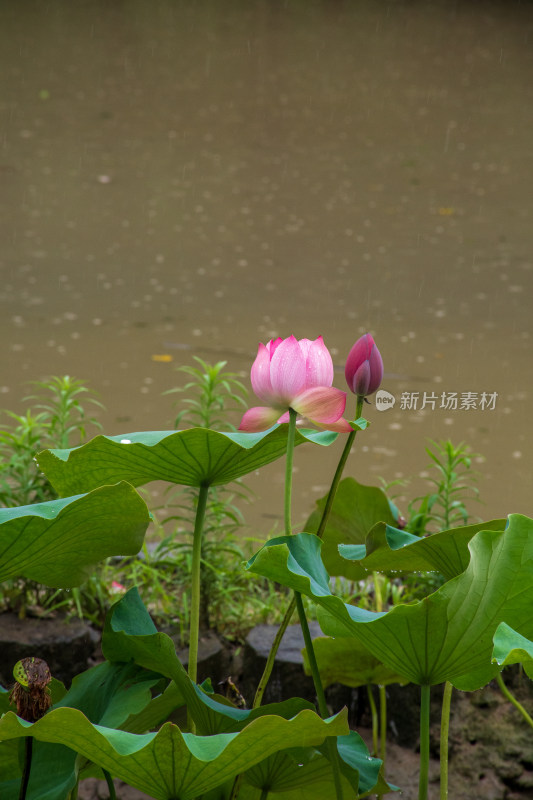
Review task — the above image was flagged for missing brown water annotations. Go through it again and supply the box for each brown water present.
[1,0,532,532]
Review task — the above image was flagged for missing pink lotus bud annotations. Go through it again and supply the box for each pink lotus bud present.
[345,334,383,397]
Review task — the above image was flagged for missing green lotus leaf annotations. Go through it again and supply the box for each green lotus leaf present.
[0,483,149,586]
[247,515,533,688]
[303,637,409,688]
[338,517,506,581]
[242,729,384,798]
[102,589,316,735]
[243,746,355,797]
[335,731,387,794]
[492,622,533,679]
[37,426,337,495]
[0,707,349,800]
[304,478,395,579]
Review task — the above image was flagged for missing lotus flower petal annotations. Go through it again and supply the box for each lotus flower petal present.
[292,386,347,425]
[353,361,371,396]
[251,343,274,403]
[305,336,334,388]
[314,416,353,432]
[268,337,283,357]
[269,335,307,401]
[238,406,281,432]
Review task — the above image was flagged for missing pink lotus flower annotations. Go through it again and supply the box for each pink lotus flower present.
[239,335,351,432]
[345,334,383,397]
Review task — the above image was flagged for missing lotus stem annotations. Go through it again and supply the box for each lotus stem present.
[103,770,117,800]
[496,671,533,729]
[440,681,453,800]
[18,737,32,800]
[252,595,296,708]
[367,685,379,756]
[419,685,431,800]
[376,685,387,800]
[295,592,328,717]
[228,773,243,800]
[379,684,387,762]
[260,788,270,800]
[284,408,298,536]
[188,482,209,731]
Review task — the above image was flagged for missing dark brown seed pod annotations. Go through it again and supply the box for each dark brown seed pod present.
[9,657,52,722]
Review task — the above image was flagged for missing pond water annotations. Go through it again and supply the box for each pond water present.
[1,0,532,534]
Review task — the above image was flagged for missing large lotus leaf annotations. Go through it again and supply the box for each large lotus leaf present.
[338,518,506,581]
[492,622,533,680]
[0,483,149,586]
[304,477,396,579]
[36,426,337,496]
[303,636,409,688]
[247,515,533,688]
[243,746,355,798]
[0,707,348,800]
[241,729,384,798]
[102,588,317,735]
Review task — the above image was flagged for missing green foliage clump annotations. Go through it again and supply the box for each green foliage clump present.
[0,377,104,618]
[0,376,103,508]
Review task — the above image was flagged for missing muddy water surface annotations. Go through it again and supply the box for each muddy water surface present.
[1,0,532,533]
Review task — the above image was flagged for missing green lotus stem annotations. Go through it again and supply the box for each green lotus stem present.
[419,685,431,800]
[188,482,209,731]
[379,684,387,761]
[252,595,296,708]
[295,592,328,717]
[315,395,365,540]
[367,685,379,756]
[19,737,32,800]
[284,408,298,536]
[440,681,453,800]
[103,769,117,800]
[228,773,243,800]
[376,685,387,800]
[496,671,533,728]
[260,788,270,800]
